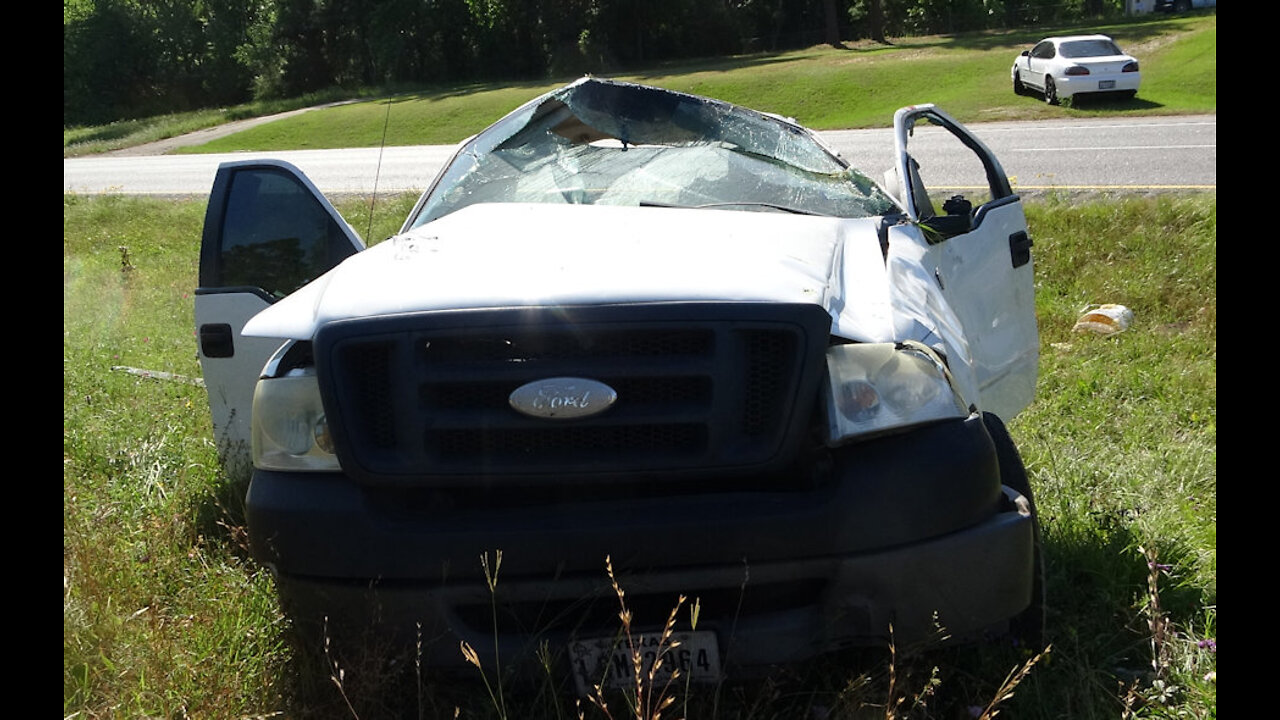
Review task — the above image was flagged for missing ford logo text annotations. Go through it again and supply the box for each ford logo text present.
[509,378,618,420]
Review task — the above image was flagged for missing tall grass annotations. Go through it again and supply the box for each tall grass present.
[63,190,1215,718]
[63,194,285,717]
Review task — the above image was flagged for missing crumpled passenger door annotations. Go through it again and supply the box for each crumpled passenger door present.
[195,159,364,478]
[884,105,1039,420]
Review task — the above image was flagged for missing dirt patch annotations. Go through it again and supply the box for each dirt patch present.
[1127,33,1181,55]
[104,100,359,156]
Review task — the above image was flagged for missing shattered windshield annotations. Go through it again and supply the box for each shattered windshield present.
[409,79,897,228]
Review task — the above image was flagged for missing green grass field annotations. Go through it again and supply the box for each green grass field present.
[63,14,1214,157]
[63,189,1215,719]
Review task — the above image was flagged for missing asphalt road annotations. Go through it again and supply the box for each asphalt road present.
[63,114,1215,198]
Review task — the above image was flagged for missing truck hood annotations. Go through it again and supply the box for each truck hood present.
[243,202,897,342]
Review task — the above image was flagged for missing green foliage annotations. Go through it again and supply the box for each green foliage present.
[109,14,1210,156]
[63,0,258,125]
[64,190,1215,718]
[66,0,1205,126]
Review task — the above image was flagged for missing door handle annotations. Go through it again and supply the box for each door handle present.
[1009,231,1033,268]
[199,323,234,358]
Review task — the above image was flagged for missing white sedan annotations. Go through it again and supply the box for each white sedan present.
[1011,34,1140,104]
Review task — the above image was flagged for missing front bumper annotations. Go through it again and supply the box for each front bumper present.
[248,414,1035,670]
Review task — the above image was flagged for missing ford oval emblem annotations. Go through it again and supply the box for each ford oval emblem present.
[509,377,617,420]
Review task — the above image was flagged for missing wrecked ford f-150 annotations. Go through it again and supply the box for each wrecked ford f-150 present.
[195,77,1042,691]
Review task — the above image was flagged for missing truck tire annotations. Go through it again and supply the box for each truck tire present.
[983,412,1046,650]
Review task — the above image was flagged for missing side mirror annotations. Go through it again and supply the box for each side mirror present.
[1020,50,1030,56]
[942,194,972,217]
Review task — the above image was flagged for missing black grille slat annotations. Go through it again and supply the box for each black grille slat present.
[434,423,707,461]
[421,330,713,365]
[609,376,713,408]
[743,330,795,437]
[317,305,829,483]
[342,341,397,449]
[422,377,712,413]
[421,381,513,411]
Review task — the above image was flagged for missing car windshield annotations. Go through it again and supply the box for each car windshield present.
[409,78,897,228]
[1058,39,1123,58]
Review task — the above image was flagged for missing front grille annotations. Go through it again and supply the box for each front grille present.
[316,304,830,483]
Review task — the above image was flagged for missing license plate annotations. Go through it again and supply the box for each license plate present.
[569,631,721,696]
[1098,80,1116,89]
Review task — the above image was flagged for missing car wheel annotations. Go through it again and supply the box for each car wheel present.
[983,412,1046,651]
[1013,71,1028,96]
[1043,77,1059,105]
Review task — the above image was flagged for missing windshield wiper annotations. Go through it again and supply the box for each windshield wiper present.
[639,200,828,216]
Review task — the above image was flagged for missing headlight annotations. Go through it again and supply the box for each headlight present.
[823,342,967,446]
[251,368,341,471]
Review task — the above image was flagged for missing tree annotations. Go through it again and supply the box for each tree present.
[868,0,885,41]
[824,0,841,45]
[64,0,160,124]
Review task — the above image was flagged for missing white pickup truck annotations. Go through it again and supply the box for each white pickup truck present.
[195,77,1042,691]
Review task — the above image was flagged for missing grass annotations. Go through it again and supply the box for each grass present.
[62,87,382,157]
[63,195,284,717]
[62,14,1215,157]
[63,189,1215,718]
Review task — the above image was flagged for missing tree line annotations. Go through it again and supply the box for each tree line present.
[64,0,1122,127]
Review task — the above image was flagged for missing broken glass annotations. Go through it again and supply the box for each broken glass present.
[409,79,897,228]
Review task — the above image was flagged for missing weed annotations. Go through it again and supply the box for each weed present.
[1118,545,1216,718]
[461,550,510,720]
[883,624,944,719]
[680,598,701,720]
[585,556,687,720]
[1140,546,1174,681]
[969,644,1052,720]
[324,617,361,720]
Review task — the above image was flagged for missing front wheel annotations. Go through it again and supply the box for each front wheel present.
[1044,76,1060,105]
[1013,71,1028,96]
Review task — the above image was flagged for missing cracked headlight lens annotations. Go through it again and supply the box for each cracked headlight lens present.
[252,369,340,471]
[823,342,967,445]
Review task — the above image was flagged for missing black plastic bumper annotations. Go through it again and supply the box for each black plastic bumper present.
[247,413,1034,668]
